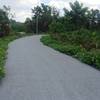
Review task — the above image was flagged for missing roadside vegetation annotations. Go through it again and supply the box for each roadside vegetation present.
[41,32,100,69]
[40,1,100,69]
[0,34,19,78]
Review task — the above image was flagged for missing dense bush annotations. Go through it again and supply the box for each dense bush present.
[76,51,100,69]
[0,24,10,37]
[75,51,94,65]
[49,21,65,33]
[50,29,100,50]
[93,51,100,69]
[96,55,100,69]
[41,36,100,69]
[0,48,6,78]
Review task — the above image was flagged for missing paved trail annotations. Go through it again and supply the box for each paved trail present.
[0,35,100,100]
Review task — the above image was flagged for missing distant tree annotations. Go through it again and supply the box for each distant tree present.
[31,3,53,33]
[88,9,100,30]
[25,18,33,33]
[25,1,100,34]
[0,8,9,24]
[10,19,25,32]
[0,6,11,36]
[69,1,88,29]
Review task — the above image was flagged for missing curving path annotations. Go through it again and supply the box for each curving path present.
[0,35,100,100]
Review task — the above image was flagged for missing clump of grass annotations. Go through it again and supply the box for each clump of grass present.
[0,32,27,79]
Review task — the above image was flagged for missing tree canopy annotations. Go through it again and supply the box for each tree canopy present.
[0,6,11,36]
[24,1,100,33]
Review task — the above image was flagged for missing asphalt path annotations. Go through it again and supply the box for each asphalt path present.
[0,35,100,100]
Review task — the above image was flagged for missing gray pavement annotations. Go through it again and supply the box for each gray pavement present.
[0,35,100,100]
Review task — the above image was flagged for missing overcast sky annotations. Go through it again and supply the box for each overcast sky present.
[0,0,100,22]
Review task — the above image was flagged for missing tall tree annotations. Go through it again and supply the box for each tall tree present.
[0,6,10,36]
[88,9,100,30]
[69,1,88,29]
[25,18,33,33]
[31,3,53,32]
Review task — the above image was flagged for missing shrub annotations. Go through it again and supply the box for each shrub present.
[57,45,83,56]
[75,51,94,65]
[49,21,65,40]
[51,28,100,50]
[0,67,5,78]
[49,21,65,33]
[94,51,100,69]
[41,35,100,70]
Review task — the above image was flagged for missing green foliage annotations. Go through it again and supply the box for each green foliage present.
[41,36,100,70]
[51,29,100,50]
[24,18,34,33]
[31,3,53,33]
[41,36,83,56]
[63,1,89,30]
[76,51,100,69]
[76,51,94,65]
[49,21,65,33]
[11,20,25,32]
[0,8,9,24]
[25,3,60,33]
[24,1,100,33]
[96,54,100,69]
[0,47,6,78]
[0,32,28,79]
[0,36,13,78]
[0,6,11,36]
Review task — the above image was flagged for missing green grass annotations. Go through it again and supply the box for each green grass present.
[41,35,100,70]
[0,32,29,79]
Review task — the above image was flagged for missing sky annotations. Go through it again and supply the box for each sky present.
[0,0,100,22]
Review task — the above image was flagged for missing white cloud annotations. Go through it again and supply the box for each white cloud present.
[79,0,100,9]
[14,11,32,22]
[14,0,40,22]
[0,0,41,22]
[49,0,70,9]
[0,0,100,22]
[18,0,40,6]
[80,0,100,5]
[49,0,100,10]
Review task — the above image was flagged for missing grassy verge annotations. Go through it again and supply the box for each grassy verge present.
[41,35,100,70]
[0,32,30,79]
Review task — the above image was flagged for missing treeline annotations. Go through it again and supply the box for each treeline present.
[25,1,100,33]
[25,3,59,33]
[1,1,100,35]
